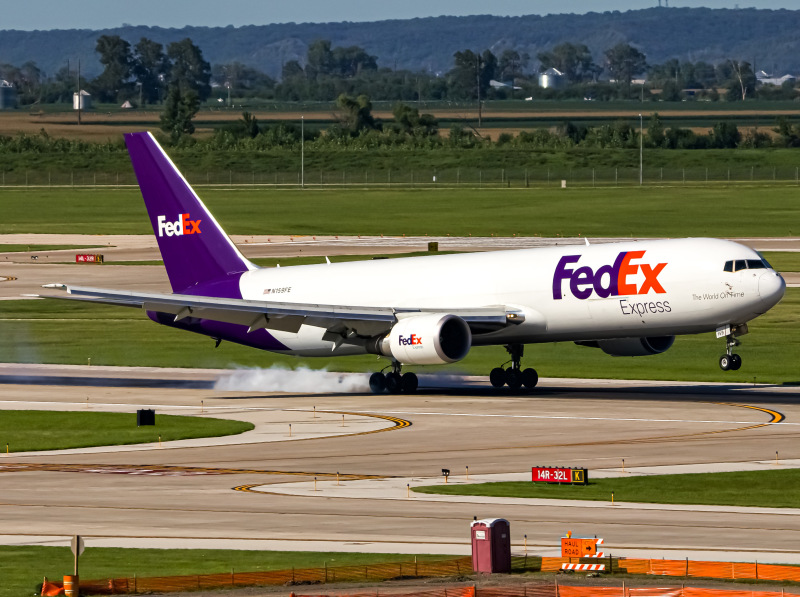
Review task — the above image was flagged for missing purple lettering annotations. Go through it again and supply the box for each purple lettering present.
[570,266,594,300]
[552,255,580,300]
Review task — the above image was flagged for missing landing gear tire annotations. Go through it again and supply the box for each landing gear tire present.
[401,372,418,393]
[385,372,402,394]
[730,354,742,370]
[369,372,386,394]
[489,367,506,388]
[719,355,731,371]
[521,368,539,389]
[505,367,523,390]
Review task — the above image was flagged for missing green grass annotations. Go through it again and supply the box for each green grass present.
[414,469,800,508]
[2,546,453,597]
[0,244,100,252]
[1,288,798,383]
[0,411,253,452]
[762,251,800,273]
[2,185,800,237]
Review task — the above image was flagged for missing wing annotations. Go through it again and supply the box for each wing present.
[36,284,524,339]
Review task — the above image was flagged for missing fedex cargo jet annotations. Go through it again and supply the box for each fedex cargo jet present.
[42,132,785,393]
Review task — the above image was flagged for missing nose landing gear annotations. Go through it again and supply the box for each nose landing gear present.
[369,361,418,394]
[490,344,538,390]
[718,326,745,371]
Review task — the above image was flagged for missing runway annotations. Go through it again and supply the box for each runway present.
[2,234,800,564]
[2,365,800,564]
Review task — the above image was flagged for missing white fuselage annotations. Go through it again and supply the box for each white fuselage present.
[237,238,785,356]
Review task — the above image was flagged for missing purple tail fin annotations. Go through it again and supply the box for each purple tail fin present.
[125,132,255,293]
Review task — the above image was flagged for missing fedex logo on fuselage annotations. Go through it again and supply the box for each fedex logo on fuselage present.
[553,250,667,300]
[398,334,422,346]
[157,213,202,238]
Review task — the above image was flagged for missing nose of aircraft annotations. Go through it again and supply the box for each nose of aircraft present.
[759,271,786,310]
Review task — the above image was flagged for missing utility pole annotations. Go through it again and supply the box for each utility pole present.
[639,113,644,186]
[76,59,81,125]
[476,52,482,128]
[301,115,304,188]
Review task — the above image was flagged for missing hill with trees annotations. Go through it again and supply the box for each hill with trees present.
[1,7,800,80]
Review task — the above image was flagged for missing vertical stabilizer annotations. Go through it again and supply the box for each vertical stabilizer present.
[124,132,256,293]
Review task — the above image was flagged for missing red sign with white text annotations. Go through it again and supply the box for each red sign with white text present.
[532,466,587,484]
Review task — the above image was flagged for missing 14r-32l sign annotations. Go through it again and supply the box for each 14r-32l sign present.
[532,466,588,485]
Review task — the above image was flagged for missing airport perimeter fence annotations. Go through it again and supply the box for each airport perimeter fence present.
[5,166,800,189]
[72,556,800,596]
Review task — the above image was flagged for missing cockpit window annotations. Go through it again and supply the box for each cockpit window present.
[725,258,771,272]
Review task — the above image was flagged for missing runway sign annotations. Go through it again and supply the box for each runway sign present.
[75,254,104,264]
[532,466,588,485]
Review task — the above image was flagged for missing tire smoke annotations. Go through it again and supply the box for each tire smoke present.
[215,365,370,393]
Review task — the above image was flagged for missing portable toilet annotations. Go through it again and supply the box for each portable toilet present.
[471,518,511,573]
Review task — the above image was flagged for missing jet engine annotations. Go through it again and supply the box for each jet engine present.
[577,336,675,357]
[369,313,472,365]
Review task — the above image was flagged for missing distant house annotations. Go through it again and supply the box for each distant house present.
[73,89,92,110]
[0,80,16,109]
[539,68,565,89]
[756,70,796,86]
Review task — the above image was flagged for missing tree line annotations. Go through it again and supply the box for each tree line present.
[1,35,795,109]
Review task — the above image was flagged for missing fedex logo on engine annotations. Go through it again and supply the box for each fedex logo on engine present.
[157,213,202,238]
[398,334,422,346]
[553,250,667,300]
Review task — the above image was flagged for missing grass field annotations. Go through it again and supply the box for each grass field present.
[414,469,800,508]
[0,244,100,253]
[2,547,452,597]
[2,185,800,237]
[3,99,799,141]
[0,411,253,452]
[1,289,797,383]
[762,252,800,273]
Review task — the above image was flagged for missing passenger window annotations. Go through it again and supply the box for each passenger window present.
[746,259,765,269]
[723,261,733,272]
[734,260,746,272]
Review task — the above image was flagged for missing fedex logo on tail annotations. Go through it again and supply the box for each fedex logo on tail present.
[157,213,202,238]
[398,334,422,346]
[553,250,667,300]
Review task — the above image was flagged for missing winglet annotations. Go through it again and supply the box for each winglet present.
[124,132,256,293]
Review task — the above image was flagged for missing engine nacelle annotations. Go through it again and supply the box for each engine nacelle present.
[372,313,472,365]
[578,336,675,357]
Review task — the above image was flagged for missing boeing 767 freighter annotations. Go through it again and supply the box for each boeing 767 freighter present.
[41,132,786,393]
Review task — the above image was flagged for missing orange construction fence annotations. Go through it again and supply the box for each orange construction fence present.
[616,558,800,582]
[77,558,473,595]
[290,586,799,597]
[61,556,800,596]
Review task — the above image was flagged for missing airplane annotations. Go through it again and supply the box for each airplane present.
[40,132,786,394]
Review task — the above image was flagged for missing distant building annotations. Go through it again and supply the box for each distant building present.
[0,80,16,109]
[73,89,92,110]
[539,68,565,89]
[756,70,796,86]
[489,79,522,90]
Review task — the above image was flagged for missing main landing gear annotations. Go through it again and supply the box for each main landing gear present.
[719,333,742,371]
[369,362,418,394]
[490,344,538,390]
